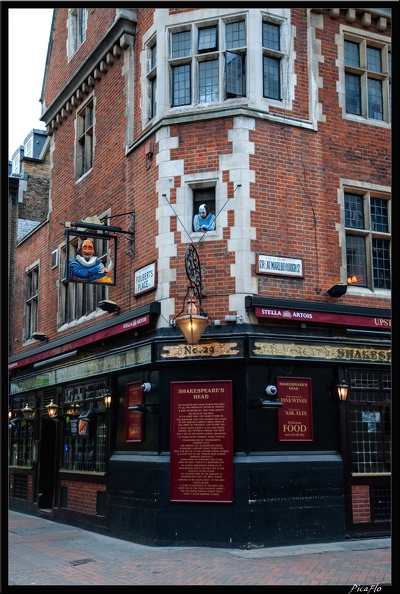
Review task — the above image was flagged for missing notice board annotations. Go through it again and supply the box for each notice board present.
[277,377,313,441]
[170,380,233,503]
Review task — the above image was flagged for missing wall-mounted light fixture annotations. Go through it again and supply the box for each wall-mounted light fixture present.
[32,332,49,342]
[337,379,349,401]
[104,392,112,408]
[21,403,35,421]
[98,300,120,314]
[65,402,81,416]
[173,244,208,345]
[46,399,59,417]
[8,407,13,420]
[325,285,347,298]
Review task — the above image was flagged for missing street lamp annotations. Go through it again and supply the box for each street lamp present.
[173,244,208,345]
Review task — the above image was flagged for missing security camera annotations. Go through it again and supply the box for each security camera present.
[141,382,152,393]
[265,385,277,397]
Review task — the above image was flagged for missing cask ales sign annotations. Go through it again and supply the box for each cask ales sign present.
[277,377,313,441]
[170,380,233,503]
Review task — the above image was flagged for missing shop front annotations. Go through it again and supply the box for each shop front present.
[9,299,391,547]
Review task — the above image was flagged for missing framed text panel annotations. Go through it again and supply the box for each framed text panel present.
[170,380,233,503]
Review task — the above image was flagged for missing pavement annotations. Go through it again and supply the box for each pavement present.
[7,510,392,588]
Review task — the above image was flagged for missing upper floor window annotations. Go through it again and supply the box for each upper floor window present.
[24,138,33,158]
[146,40,157,120]
[169,17,246,107]
[262,20,282,100]
[76,97,94,179]
[24,264,39,341]
[344,36,391,123]
[68,8,87,58]
[12,153,20,175]
[344,190,391,291]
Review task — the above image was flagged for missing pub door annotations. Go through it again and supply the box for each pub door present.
[37,418,57,510]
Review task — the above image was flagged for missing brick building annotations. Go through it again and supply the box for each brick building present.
[9,7,391,547]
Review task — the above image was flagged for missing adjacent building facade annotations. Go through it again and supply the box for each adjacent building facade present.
[9,7,391,548]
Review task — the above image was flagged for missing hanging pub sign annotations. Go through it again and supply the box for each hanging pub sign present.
[277,377,313,441]
[170,380,233,503]
[126,382,144,442]
[65,230,118,286]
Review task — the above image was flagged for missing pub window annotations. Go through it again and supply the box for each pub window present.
[61,380,108,473]
[347,370,391,474]
[344,190,391,291]
[9,396,36,467]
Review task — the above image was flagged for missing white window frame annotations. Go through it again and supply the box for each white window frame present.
[24,261,40,342]
[75,95,95,180]
[338,181,391,298]
[142,9,294,125]
[175,172,225,243]
[339,25,391,127]
[67,8,87,60]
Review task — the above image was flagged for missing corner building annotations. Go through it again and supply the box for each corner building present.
[8,7,391,547]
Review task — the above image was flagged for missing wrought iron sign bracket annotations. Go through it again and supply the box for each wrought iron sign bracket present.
[61,211,135,258]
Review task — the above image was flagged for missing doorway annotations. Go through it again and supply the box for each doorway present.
[38,419,57,509]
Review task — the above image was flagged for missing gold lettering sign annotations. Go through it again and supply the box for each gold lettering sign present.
[252,341,391,363]
[160,342,240,359]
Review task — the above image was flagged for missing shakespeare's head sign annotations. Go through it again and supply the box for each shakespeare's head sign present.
[66,231,118,286]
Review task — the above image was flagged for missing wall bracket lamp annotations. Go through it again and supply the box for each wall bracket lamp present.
[21,403,35,420]
[104,392,112,408]
[46,399,59,417]
[32,332,49,342]
[98,300,120,314]
[325,284,347,298]
[173,244,208,345]
[337,380,349,401]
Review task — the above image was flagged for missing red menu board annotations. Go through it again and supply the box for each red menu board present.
[277,377,313,441]
[170,380,233,503]
[126,382,144,442]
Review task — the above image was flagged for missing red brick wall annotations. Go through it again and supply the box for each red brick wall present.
[351,485,371,523]
[61,479,106,515]
[10,7,390,354]
[44,8,116,106]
